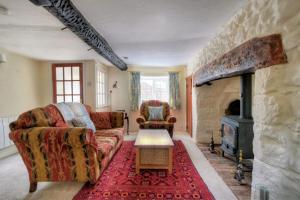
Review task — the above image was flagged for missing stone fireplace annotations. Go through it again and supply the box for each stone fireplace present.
[188,0,300,199]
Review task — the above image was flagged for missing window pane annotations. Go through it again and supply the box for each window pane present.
[96,69,108,108]
[65,81,72,94]
[56,81,64,95]
[73,81,80,94]
[72,67,80,80]
[64,67,72,80]
[57,96,64,103]
[73,95,81,103]
[65,96,72,102]
[56,67,63,80]
[141,76,169,103]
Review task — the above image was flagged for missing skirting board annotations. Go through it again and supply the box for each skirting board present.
[0,145,17,159]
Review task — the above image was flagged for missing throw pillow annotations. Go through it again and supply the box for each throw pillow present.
[148,106,164,121]
[72,118,87,127]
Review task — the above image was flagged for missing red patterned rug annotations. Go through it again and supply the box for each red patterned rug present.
[73,141,214,200]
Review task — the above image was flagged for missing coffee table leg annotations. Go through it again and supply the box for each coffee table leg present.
[136,148,140,174]
[168,147,173,174]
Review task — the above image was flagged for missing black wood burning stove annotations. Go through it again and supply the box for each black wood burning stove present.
[221,74,254,160]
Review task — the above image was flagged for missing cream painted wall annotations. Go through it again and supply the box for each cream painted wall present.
[108,65,187,132]
[39,61,52,106]
[83,60,96,109]
[0,48,47,117]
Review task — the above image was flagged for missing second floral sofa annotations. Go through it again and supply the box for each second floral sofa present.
[9,103,124,192]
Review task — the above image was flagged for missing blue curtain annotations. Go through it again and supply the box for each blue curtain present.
[130,72,141,111]
[169,72,181,110]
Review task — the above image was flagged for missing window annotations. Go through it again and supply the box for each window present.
[96,68,108,108]
[52,63,83,103]
[141,76,169,102]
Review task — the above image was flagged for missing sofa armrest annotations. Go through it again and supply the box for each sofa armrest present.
[166,115,176,123]
[110,112,124,128]
[90,112,124,129]
[136,116,146,124]
[9,127,101,183]
[90,112,112,130]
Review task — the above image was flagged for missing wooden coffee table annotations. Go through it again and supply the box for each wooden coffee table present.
[134,129,174,174]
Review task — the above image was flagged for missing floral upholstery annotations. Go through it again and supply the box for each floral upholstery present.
[90,112,112,129]
[90,112,124,130]
[95,128,124,143]
[9,104,67,131]
[10,127,100,183]
[136,100,176,137]
[110,112,124,128]
[9,104,125,192]
[95,136,118,158]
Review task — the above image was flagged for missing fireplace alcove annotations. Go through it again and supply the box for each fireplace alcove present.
[225,100,240,116]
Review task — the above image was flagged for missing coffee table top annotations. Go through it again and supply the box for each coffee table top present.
[134,129,174,148]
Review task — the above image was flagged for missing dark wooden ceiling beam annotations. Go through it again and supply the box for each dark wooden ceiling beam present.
[193,34,288,87]
[29,0,127,71]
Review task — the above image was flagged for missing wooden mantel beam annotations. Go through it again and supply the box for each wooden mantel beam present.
[193,34,288,87]
[29,0,127,71]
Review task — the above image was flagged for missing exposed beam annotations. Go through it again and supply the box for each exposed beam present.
[29,0,127,71]
[193,34,288,87]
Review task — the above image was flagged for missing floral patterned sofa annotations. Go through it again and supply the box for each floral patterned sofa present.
[136,100,176,137]
[9,104,124,192]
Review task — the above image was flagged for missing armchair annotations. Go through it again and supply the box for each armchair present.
[136,100,176,137]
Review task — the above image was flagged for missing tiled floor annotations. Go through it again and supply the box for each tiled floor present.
[197,143,252,200]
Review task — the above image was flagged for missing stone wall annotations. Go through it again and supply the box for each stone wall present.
[194,77,240,144]
[187,0,300,199]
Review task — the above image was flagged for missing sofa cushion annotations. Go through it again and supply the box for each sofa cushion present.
[90,112,112,130]
[95,128,124,143]
[140,100,170,120]
[55,103,75,127]
[72,118,87,127]
[44,104,68,127]
[55,103,96,132]
[148,106,164,121]
[95,136,117,158]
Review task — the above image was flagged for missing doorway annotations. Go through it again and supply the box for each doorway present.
[186,76,193,136]
[52,63,83,103]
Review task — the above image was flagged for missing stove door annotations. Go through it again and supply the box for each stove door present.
[221,123,238,156]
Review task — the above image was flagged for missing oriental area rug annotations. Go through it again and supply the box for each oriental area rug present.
[73,141,215,200]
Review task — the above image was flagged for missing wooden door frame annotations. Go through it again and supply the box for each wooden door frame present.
[52,63,84,103]
[186,75,193,137]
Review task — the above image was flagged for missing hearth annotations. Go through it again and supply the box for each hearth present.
[221,74,254,161]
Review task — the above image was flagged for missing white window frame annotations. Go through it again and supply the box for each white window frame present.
[140,75,169,103]
[96,66,108,108]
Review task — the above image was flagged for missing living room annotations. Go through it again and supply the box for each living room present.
[0,0,299,200]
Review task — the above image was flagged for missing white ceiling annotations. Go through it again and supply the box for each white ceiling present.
[0,0,246,67]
